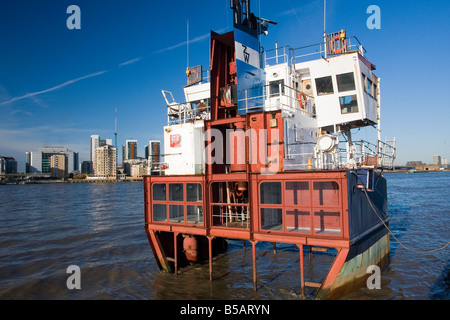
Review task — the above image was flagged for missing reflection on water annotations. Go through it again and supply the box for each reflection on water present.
[0,173,449,300]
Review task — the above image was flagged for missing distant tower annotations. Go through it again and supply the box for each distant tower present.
[115,108,118,166]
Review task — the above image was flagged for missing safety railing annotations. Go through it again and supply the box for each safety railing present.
[162,90,211,125]
[237,83,315,118]
[263,36,367,68]
[332,139,395,169]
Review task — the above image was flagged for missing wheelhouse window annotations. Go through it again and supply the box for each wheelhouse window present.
[269,80,285,97]
[315,76,334,95]
[340,95,359,114]
[336,72,356,92]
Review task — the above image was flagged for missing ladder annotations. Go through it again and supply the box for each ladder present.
[382,137,396,169]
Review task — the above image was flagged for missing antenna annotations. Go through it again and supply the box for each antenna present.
[186,19,190,84]
[187,20,189,68]
[323,0,327,58]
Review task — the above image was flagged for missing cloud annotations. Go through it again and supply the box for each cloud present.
[10,109,32,116]
[0,70,108,106]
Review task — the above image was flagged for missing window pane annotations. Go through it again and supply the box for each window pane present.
[336,72,355,92]
[187,205,203,224]
[367,79,372,96]
[313,181,340,206]
[169,183,183,201]
[315,76,334,95]
[286,209,311,233]
[270,80,285,97]
[340,95,358,114]
[153,204,166,222]
[260,182,282,204]
[285,181,310,206]
[361,73,367,92]
[152,184,166,201]
[261,208,283,231]
[186,183,202,202]
[169,205,184,223]
[314,210,341,235]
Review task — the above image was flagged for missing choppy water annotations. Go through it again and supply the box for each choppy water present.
[0,172,449,300]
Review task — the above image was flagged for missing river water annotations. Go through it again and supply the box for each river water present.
[0,172,448,300]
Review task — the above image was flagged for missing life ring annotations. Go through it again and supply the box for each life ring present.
[188,68,199,85]
[298,92,307,110]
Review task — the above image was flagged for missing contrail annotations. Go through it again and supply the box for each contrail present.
[0,30,216,107]
[0,70,108,106]
[118,57,142,67]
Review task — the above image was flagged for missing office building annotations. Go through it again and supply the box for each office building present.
[81,161,91,174]
[26,147,79,174]
[0,156,17,175]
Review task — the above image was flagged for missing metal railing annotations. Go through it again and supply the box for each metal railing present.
[237,83,315,118]
[162,90,211,125]
[263,36,367,68]
[332,139,396,169]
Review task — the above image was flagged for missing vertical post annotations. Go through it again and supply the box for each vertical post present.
[174,232,178,275]
[298,244,305,296]
[208,236,213,281]
[251,240,258,290]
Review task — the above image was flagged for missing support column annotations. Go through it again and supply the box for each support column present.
[251,240,258,290]
[174,232,178,275]
[297,244,305,296]
[208,236,214,281]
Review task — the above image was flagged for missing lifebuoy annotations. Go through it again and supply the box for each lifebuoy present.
[188,69,199,85]
[298,92,307,110]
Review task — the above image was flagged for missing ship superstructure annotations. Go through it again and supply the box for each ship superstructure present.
[144,0,395,299]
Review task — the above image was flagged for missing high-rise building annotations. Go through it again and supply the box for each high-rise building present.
[93,145,117,179]
[0,156,17,175]
[433,155,442,166]
[145,140,161,169]
[90,135,100,163]
[81,161,91,174]
[123,139,138,163]
[50,154,68,178]
[26,147,78,174]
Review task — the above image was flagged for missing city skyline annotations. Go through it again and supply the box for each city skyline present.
[1,1,449,171]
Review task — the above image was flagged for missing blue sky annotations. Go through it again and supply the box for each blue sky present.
[1,0,449,171]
